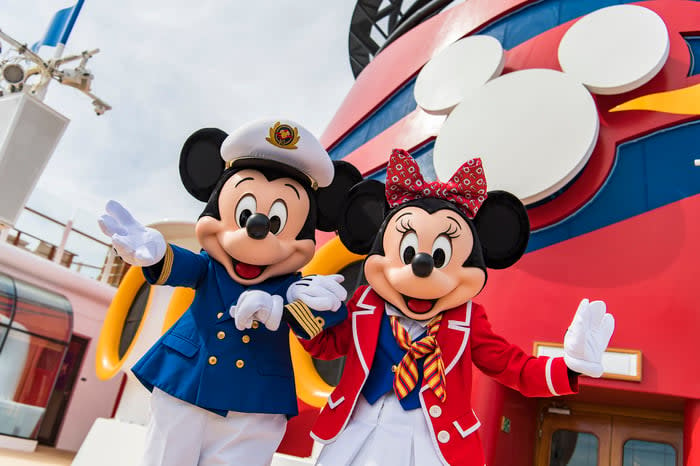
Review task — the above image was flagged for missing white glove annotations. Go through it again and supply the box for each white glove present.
[286,274,347,312]
[230,290,284,331]
[98,200,166,267]
[564,299,615,378]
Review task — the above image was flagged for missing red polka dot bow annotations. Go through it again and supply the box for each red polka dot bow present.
[385,149,487,219]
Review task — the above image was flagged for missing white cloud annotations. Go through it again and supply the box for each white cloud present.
[4,0,356,232]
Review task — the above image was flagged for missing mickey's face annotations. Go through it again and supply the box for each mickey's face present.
[195,168,316,285]
[364,206,486,321]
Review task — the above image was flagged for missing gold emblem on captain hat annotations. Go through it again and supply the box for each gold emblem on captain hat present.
[266,121,300,150]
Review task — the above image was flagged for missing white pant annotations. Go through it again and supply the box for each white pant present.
[141,388,287,466]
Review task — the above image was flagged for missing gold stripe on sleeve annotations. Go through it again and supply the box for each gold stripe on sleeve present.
[285,300,322,338]
[154,244,174,285]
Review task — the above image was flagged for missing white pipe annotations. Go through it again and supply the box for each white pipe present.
[101,248,115,284]
[53,218,73,265]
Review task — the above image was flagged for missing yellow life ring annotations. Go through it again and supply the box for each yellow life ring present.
[95,266,154,381]
[161,287,196,333]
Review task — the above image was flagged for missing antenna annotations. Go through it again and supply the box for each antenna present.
[0,28,111,115]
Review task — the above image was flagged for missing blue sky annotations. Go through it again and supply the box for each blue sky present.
[4,0,356,242]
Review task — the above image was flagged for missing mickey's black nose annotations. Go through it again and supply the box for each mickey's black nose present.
[246,213,270,240]
[411,253,434,278]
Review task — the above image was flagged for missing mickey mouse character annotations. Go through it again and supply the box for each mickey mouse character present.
[301,149,615,466]
[98,119,360,466]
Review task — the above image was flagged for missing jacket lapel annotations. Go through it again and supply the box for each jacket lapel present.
[438,301,473,375]
[351,287,383,376]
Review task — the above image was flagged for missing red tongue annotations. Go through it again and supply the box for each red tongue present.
[235,262,263,279]
[407,298,433,313]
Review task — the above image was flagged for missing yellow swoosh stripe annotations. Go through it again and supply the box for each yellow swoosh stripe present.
[610,82,700,115]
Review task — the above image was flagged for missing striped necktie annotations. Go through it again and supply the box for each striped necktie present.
[390,313,447,403]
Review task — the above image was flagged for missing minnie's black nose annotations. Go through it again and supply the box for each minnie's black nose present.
[411,253,434,278]
[246,213,270,240]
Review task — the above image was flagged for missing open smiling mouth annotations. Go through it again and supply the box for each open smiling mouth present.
[231,257,267,280]
[401,294,438,314]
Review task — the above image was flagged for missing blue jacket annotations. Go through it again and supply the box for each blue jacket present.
[132,244,347,416]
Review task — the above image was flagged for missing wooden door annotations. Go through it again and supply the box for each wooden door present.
[537,404,683,466]
[538,412,612,465]
[609,416,682,466]
[37,334,89,446]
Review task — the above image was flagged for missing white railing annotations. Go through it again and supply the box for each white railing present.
[1,206,127,286]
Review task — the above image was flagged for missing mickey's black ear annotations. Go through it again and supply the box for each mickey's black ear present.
[179,128,228,202]
[316,161,364,232]
[338,180,387,254]
[473,190,530,269]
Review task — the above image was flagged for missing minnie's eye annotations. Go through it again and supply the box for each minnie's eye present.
[235,195,256,228]
[399,232,418,265]
[268,200,287,235]
[432,235,452,268]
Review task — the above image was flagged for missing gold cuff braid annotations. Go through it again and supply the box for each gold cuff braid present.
[285,300,324,338]
[154,244,174,285]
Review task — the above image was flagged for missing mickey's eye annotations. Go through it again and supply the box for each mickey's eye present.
[399,232,418,265]
[235,194,256,228]
[268,200,287,235]
[432,235,452,269]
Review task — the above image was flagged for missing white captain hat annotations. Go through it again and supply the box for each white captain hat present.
[220,118,334,189]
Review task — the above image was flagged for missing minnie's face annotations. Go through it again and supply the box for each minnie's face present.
[364,206,486,321]
[195,169,316,285]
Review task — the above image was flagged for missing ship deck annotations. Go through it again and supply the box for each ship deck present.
[0,446,74,465]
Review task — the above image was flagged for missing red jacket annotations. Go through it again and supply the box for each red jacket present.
[301,286,577,466]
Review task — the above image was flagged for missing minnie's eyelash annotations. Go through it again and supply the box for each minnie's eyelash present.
[396,216,414,234]
[442,224,460,239]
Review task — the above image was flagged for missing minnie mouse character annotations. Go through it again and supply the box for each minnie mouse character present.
[98,119,360,466]
[301,149,615,466]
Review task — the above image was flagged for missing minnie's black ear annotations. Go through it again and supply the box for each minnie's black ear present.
[316,161,364,232]
[473,190,530,269]
[179,128,228,202]
[338,180,387,254]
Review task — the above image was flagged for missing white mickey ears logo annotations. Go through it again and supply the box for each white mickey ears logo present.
[558,4,669,95]
[414,35,505,114]
[416,4,669,205]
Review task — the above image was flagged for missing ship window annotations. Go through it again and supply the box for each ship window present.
[684,36,700,76]
[0,272,72,440]
[550,430,599,466]
[0,273,15,347]
[622,439,676,466]
[118,281,150,359]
